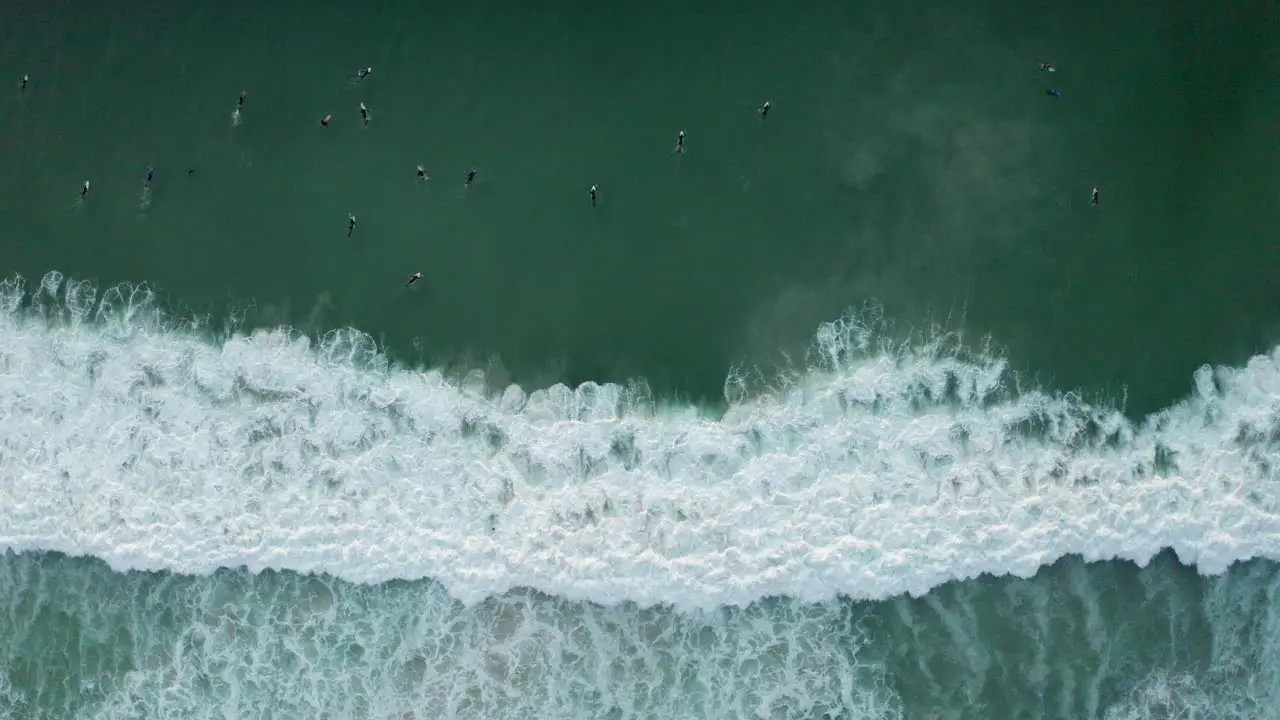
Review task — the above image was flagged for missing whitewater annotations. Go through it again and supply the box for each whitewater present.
[1,270,1278,613]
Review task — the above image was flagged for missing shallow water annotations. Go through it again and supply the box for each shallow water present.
[2,550,1276,719]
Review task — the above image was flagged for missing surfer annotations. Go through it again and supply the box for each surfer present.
[357,67,372,83]
[1045,88,1062,98]
[589,184,599,206]
[465,167,477,186]
[145,166,155,188]
[347,214,356,237]
[320,113,331,128]
[1091,187,1099,207]
[1039,62,1056,73]
[417,165,428,180]
[675,130,686,154]
[20,74,28,92]
[359,102,370,124]
[758,101,770,120]
[238,91,246,108]
[405,271,422,287]
[81,181,89,198]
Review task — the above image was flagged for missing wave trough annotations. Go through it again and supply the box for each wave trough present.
[1,271,1277,611]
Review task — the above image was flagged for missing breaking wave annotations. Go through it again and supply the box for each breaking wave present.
[1,271,1278,612]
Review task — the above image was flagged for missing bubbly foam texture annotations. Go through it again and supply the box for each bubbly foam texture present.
[2,271,1279,611]
[0,554,896,719]
[2,552,1274,718]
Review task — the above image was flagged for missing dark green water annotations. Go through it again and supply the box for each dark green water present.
[2,0,1276,413]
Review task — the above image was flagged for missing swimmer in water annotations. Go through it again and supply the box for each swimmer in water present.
[1046,88,1062,98]
[81,181,89,198]
[758,101,770,120]
[417,165,428,180]
[348,214,356,237]
[145,166,155,188]
[357,67,372,83]
[589,184,598,206]
[20,74,28,92]
[1091,187,1099,207]
[675,130,686,154]
[320,114,331,128]
[1039,62,1056,72]
[405,271,422,286]
[359,102,369,124]
[465,168,477,186]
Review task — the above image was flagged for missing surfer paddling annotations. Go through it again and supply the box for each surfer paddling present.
[359,102,370,124]
[357,67,372,83]
[231,91,246,125]
[1039,62,1056,72]
[405,272,422,287]
[20,74,28,92]
[145,166,155,189]
[465,167,477,186]
[417,165,429,181]
[589,184,599,206]
[347,214,356,237]
[81,180,89,198]
[320,114,331,128]
[1045,88,1061,98]
[674,130,686,154]
[1091,187,1099,207]
[758,101,770,120]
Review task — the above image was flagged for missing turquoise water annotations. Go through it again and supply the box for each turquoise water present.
[1,0,1279,717]
[2,551,1276,719]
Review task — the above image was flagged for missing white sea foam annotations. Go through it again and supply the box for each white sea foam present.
[1,271,1278,611]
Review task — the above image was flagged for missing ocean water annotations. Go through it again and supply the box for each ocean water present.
[2,0,1280,717]
[2,273,1280,718]
[2,550,1277,719]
